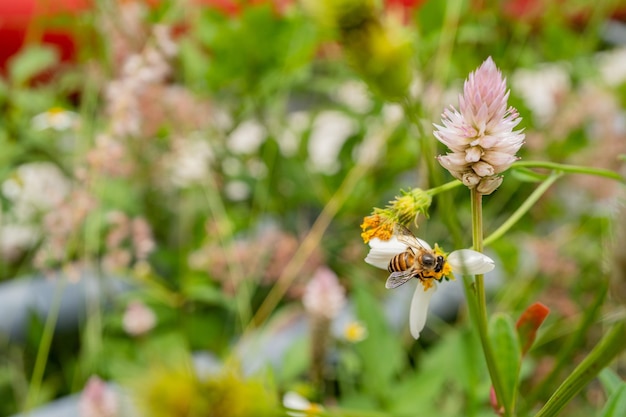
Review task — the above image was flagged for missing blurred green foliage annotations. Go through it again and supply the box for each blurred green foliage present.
[0,0,625,416]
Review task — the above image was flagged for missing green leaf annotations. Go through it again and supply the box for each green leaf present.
[352,285,405,403]
[534,321,626,417]
[489,313,521,413]
[182,280,230,307]
[8,46,59,86]
[599,384,626,417]
[599,368,624,398]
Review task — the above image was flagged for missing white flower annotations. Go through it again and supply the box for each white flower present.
[365,236,495,339]
[283,391,323,417]
[32,108,79,131]
[227,120,267,155]
[2,162,70,222]
[307,111,356,175]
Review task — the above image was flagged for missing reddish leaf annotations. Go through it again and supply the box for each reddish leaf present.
[516,302,550,355]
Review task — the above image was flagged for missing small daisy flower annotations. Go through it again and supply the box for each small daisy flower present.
[342,320,368,343]
[283,391,324,417]
[434,57,525,195]
[365,235,494,339]
[32,107,79,131]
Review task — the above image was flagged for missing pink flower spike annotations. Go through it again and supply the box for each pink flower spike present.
[434,57,525,195]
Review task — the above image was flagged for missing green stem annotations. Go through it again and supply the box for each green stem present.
[533,321,626,417]
[512,161,623,182]
[484,172,562,247]
[426,179,463,196]
[24,277,66,412]
[471,189,510,417]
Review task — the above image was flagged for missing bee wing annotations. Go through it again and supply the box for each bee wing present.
[394,224,430,251]
[385,270,416,289]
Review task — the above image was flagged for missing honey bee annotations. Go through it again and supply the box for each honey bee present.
[386,224,446,289]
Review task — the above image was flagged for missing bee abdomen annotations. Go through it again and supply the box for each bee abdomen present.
[388,251,414,272]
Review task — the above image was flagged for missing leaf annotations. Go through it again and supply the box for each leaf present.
[352,284,405,402]
[8,46,59,86]
[599,384,626,417]
[516,302,550,356]
[534,321,626,417]
[489,313,521,413]
[599,368,624,398]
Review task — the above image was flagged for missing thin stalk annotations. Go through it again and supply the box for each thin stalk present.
[24,278,66,412]
[471,189,510,417]
[512,161,623,182]
[484,172,562,247]
[250,124,391,328]
[426,179,463,196]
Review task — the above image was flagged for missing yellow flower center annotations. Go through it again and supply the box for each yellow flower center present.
[343,321,367,343]
[360,214,393,243]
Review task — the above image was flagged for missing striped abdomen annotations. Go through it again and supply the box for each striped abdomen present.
[388,250,415,273]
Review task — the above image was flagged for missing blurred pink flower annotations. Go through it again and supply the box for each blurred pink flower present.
[302,267,346,319]
[434,57,525,194]
[78,376,118,417]
[122,300,156,336]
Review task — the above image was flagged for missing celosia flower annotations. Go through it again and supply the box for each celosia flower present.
[122,300,156,336]
[302,267,346,320]
[365,235,494,339]
[434,57,525,195]
[78,376,118,417]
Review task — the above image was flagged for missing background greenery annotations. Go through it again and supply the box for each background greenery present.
[0,0,625,416]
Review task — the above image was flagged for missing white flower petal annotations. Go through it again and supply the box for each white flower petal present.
[364,236,408,269]
[448,249,495,275]
[409,283,437,339]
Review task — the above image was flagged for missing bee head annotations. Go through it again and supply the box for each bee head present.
[434,255,445,273]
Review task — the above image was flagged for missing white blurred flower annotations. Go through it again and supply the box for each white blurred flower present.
[152,24,178,58]
[302,267,346,320]
[283,391,324,417]
[512,63,570,125]
[365,236,494,339]
[0,224,38,261]
[333,81,373,113]
[122,300,156,336]
[2,162,70,221]
[227,120,267,155]
[277,111,309,157]
[167,135,214,187]
[224,180,251,201]
[32,107,79,131]
[307,111,356,174]
[78,376,118,417]
[597,47,626,87]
